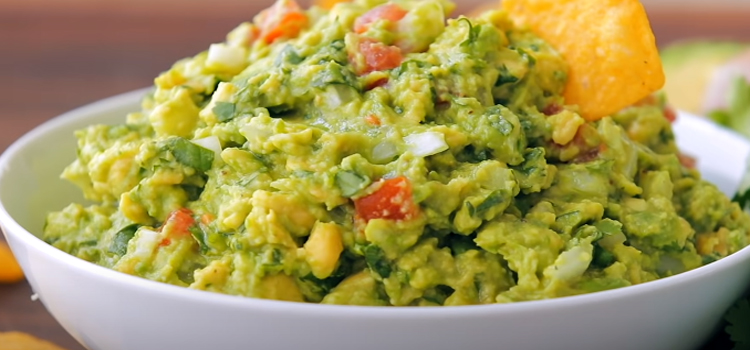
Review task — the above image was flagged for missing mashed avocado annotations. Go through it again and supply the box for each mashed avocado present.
[43,0,750,306]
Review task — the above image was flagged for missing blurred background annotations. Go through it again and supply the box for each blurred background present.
[1,0,749,349]
[1,0,749,152]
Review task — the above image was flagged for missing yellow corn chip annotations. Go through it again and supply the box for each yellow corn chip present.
[502,0,665,120]
[0,242,24,283]
[0,332,69,350]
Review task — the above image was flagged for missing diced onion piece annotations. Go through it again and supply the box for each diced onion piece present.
[323,84,355,108]
[404,131,448,157]
[547,245,592,282]
[598,231,627,250]
[206,43,247,73]
[191,136,222,160]
[133,228,161,260]
[372,140,399,163]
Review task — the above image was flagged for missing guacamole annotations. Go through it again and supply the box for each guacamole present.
[43,0,750,306]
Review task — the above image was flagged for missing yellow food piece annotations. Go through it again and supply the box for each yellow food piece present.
[313,0,348,9]
[0,332,68,350]
[502,0,665,120]
[258,273,305,302]
[0,242,24,283]
[304,222,344,279]
[548,110,585,145]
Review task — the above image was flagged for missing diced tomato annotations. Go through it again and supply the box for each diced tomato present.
[678,152,697,169]
[357,38,403,74]
[354,3,408,34]
[366,77,389,90]
[164,208,196,236]
[364,115,381,126]
[257,0,308,44]
[354,176,419,222]
[159,238,172,247]
[664,105,677,123]
[542,103,562,116]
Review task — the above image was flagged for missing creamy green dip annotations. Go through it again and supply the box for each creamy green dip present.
[43,0,750,306]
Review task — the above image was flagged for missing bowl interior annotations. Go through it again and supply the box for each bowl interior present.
[0,90,146,239]
[672,112,750,195]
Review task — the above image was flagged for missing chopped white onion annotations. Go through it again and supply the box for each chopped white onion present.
[404,131,449,157]
[324,85,355,108]
[133,228,161,260]
[547,245,592,282]
[191,136,222,160]
[372,141,399,163]
[240,122,271,143]
[598,231,627,250]
[206,43,247,72]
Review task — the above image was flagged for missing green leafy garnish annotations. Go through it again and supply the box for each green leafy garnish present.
[213,102,236,122]
[168,137,214,172]
[108,224,139,256]
[363,244,391,278]
[726,298,750,349]
[733,187,750,211]
[475,190,507,217]
[189,225,210,254]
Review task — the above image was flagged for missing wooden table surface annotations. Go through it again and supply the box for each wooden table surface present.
[1,2,749,349]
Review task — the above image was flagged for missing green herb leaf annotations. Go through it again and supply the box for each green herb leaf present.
[496,65,519,86]
[459,18,480,46]
[591,245,615,268]
[491,116,514,135]
[275,44,304,66]
[517,47,537,67]
[108,224,139,256]
[725,298,750,348]
[474,190,506,217]
[189,224,210,254]
[213,102,236,122]
[732,187,750,211]
[311,62,358,88]
[363,244,391,278]
[335,170,370,197]
[168,137,214,172]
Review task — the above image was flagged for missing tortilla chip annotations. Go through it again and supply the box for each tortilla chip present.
[0,242,24,283]
[0,332,69,350]
[502,0,665,120]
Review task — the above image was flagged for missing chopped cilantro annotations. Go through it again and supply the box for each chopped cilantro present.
[108,224,139,256]
[363,244,391,278]
[213,102,236,122]
[725,298,750,349]
[168,137,214,172]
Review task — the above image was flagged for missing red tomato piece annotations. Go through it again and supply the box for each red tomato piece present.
[357,38,403,74]
[164,208,196,236]
[354,3,408,34]
[355,176,419,222]
[364,115,381,126]
[257,0,308,44]
[664,105,677,123]
[678,152,697,169]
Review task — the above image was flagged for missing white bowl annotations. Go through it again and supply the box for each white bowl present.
[2,89,750,350]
